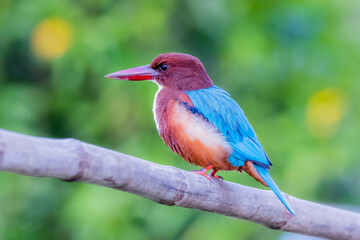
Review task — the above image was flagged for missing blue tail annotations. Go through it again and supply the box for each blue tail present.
[254,165,296,216]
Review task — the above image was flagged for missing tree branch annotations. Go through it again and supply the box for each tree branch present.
[0,129,359,240]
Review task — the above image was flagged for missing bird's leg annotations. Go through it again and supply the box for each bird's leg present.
[192,165,213,180]
[208,169,223,180]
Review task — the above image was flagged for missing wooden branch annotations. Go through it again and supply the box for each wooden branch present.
[0,129,359,240]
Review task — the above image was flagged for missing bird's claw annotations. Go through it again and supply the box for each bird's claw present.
[192,171,211,180]
[209,174,223,181]
[191,167,224,181]
[208,169,223,181]
[191,165,213,180]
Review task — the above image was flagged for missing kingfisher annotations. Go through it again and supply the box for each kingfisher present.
[105,53,295,215]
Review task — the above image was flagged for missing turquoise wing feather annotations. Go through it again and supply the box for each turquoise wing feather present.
[185,86,271,168]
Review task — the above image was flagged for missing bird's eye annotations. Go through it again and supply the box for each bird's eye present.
[159,64,168,71]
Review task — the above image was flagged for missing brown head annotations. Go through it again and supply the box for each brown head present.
[105,53,214,91]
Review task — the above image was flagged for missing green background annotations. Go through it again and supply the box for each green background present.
[0,0,359,239]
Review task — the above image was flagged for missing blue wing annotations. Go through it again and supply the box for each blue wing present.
[185,86,296,216]
[185,86,271,169]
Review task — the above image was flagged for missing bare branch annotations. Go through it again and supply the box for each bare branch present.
[0,129,359,239]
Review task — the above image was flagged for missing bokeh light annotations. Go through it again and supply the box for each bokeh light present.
[31,18,73,60]
[306,87,346,138]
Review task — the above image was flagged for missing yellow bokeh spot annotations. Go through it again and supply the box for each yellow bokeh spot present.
[306,88,346,138]
[31,18,73,60]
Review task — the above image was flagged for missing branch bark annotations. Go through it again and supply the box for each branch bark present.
[0,129,359,240]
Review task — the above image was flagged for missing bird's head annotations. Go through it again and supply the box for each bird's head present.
[105,53,213,91]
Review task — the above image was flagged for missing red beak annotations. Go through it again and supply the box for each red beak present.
[104,64,158,81]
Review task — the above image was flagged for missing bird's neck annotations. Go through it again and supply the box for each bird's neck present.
[168,75,214,91]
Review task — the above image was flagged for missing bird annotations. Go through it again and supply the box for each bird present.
[105,53,295,215]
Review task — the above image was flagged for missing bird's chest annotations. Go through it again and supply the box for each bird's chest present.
[153,89,233,170]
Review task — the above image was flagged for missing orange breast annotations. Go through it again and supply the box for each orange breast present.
[167,100,236,170]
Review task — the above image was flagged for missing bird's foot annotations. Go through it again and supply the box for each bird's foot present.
[210,174,223,181]
[191,165,213,180]
[208,169,223,181]
[192,170,211,180]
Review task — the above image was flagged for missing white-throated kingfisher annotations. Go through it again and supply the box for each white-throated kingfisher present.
[105,53,295,215]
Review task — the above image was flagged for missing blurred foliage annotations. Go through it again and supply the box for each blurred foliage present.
[0,0,360,239]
